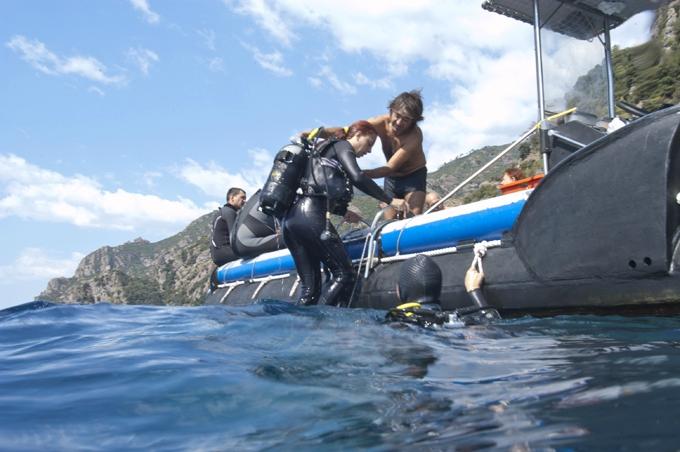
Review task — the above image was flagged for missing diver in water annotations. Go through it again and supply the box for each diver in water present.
[283,120,406,306]
[386,254,500,327]
[231,189,286,259]
[386,254,448,327]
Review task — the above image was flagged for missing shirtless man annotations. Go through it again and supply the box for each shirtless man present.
[312,90,427,219]
[364,90,427,218]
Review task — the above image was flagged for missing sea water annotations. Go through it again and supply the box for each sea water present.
[1,301,680,451]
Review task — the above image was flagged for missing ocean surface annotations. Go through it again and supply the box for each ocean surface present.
[2,301,680,451]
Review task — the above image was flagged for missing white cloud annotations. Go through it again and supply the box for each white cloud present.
[229,0,296,46]
[0,154,209,230]
[142,171,162,188]
[127,47,159,76]
[354,72,393,90]
[229,1,654,168]
[6,35,125,85]
[421,49,539,169]
[230,1,526,62]
[177,149,273,198]
[317,65,356,95]
[88,86,105,96]
[242,43,293,76]
[129,0,160,24]
[612,11,655,48]
[0,248,85,284]
[197,28,217,51]
[308,76,322,88]
[208,57,226,73]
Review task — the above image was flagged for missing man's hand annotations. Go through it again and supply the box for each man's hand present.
[465,263,485,292]
[390,198,407,213]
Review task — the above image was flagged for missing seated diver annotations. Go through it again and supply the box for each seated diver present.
[424,191,445,212]
[231,189,286,259]
[283,120,406,306]
[386,254,500,327]
[210,187,246,266]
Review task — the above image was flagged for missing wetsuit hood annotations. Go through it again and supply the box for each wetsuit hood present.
[397,254,442,304]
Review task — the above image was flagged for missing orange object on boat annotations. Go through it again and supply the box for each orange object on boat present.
[498,174,544,195]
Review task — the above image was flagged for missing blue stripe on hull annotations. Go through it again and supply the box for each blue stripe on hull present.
[215,191,530,284]
[380,194,527,255]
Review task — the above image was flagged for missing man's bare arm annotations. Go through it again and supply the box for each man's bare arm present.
[300,126,345,140]
[367,114,389,130]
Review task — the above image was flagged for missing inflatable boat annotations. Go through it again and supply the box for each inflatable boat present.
[205,0,680,316]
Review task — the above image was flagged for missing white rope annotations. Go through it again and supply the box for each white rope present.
[378,240,501,264]
[472,241,492,274]
[379,246,459,263]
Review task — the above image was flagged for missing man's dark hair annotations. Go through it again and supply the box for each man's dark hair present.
[226,187,245,203]
[388,89,424,122]
[504,167,525,181]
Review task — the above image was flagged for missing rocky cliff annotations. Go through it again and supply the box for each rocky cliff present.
[38,213,214,305]
[613,0,680,110]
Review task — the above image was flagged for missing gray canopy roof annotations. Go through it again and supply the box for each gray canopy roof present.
[482,0,664,39]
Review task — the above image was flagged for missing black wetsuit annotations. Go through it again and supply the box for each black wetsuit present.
[232,190,285,259]
[283,140,392,306]
[210,204,238,266]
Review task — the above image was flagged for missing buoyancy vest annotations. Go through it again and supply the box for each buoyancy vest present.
[301,139,353,215]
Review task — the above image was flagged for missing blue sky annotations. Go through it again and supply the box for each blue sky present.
[0,1,655,309]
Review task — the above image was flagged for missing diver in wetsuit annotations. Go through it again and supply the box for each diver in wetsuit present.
[386,254,500,327]
[283,120,406,306]
[210,187,246,266]
[386,254,447,327]
[231,189,286,259]
[314,90,428,220]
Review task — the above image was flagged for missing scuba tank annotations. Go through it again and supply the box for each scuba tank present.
[260,142,309,218]
[260,128,328,219]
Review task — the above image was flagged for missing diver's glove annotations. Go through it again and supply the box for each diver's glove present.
[459,262,501,325]
[451,302,502,326]
[385,302,447,328]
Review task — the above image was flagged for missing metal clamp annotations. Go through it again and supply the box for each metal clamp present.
[218,281,246,304]
[251,273,290,299]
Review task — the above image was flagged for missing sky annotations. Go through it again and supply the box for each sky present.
[0,0,655,309]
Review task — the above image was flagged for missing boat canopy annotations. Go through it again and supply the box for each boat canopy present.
[482,0,662,39]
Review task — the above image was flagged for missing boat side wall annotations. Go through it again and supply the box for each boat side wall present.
[667,110,680,269]
[514,106,680,281]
